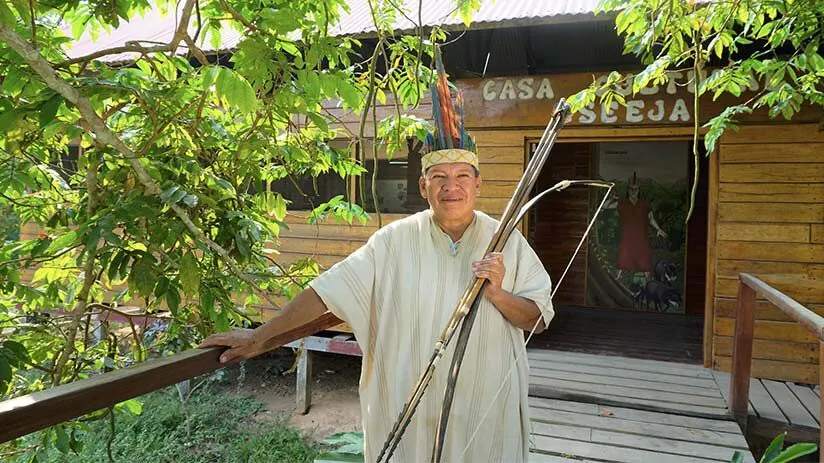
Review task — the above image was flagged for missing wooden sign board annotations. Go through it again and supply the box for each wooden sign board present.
[458,70,761,128]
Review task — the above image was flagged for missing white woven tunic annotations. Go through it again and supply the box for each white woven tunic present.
[309,210,554,462]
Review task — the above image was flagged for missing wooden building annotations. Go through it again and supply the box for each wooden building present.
[273,6,824,385]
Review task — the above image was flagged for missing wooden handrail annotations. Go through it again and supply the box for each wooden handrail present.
[739,273,824,340]
[0,311,342,443]
[730,273,824,461]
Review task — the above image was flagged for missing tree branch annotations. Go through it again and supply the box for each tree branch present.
[0,19,282,312]
[56,0,198,68]
[218,0,258,33]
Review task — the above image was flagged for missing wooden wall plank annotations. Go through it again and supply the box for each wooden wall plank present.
[813,225,824,244]
[720,124,824,144]
[716,260,815,279]
[719,163,824,183]
[472,130,528,147]
[283,223,376,241]
[720,143,824,163]
[714,276,824,303]
[714,318,818,343]
[277,252,343,268]
[717,223,810,243]
[719,183,824,203]
[478,147,526,164]
[718,203,824,223]
[278,237,366,257]
[714,336,819,363]
[714,356,818,384]
[717,242,824,263]
[478,164,523,181]
[714,299,824,322]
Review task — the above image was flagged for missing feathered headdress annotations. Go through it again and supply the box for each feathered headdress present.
[420,46,479,174]
[628,171,640,188]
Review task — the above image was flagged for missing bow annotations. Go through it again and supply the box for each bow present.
[433,178,614,462]
[450,179,614,462]
[375,99,613,462]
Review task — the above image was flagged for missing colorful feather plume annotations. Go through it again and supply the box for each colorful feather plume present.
[425,45,476,155]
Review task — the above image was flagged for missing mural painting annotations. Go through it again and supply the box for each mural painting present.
[587,142,690,313]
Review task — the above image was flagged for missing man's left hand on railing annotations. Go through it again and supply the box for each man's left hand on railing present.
[199,328,264,364]
[198,287,332,364]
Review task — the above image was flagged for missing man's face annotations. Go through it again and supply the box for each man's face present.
[419,163,482,221]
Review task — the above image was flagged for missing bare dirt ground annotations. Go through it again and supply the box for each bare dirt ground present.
[216,347,363,443]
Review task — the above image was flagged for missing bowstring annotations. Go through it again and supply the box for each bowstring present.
[457,183,614,461]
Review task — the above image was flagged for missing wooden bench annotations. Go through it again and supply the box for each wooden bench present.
[284,333,362,414]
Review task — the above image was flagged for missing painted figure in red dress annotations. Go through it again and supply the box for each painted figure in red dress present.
[604,172,667,280]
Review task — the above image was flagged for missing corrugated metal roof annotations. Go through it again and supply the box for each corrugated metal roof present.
[65,0,601,62]
[330,0,601,37]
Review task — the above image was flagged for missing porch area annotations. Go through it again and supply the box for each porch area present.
[526,349,755,462]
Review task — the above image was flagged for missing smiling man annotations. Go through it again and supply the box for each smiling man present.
[200,48,554,462]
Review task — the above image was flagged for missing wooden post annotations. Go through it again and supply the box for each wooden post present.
[92,315,107,346]
[296,344,312,414]
[820,340,823,463]
[730,278,756,427]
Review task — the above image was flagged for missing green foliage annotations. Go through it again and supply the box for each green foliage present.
[10,387,318,463]
[731,432,817,463]
[0,0,454,458]
[571,0,824,150]
[316,432,365,462]
[568,0,824,220]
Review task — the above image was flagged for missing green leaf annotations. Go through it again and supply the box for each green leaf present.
[0,109,21,132]
[10,0,29,24]
[215,67,257,114]
[307,112,329,132]
[180,252,200,296]
[337,80,360,109]
[54,425,70,453]
[3,340,30,367]
[319,74,337,98]
[730,451,744,463]
[761,433,786,463]
[182,194,198,207]
[106,251,126,282]
[323,432,364,455]
[201,289,215,316]
[129,256,157,297]
[46,231,77,253]
[767,443,818,463]
[0,1,16,27]
[117,253,132,281]
[39,95,64,128]
[166,285,181,315]
[160,185,181,202]
[119,398,143,415]
[0,358,11,384]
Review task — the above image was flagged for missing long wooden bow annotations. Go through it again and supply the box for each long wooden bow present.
[438,178,614,462]
[376,99,598,462]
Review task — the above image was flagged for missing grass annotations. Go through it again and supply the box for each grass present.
[34,385,319,463]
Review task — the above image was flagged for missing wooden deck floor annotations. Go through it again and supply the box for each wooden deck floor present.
[527,350,755,462]
[713,371,821,442]
[528,306,703,364]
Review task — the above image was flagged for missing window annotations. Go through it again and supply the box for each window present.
[357,137,428,214]
[271,172,348,211]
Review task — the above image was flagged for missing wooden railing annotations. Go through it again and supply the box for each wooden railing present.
[0,312,342,443]
[730,273,824,451]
